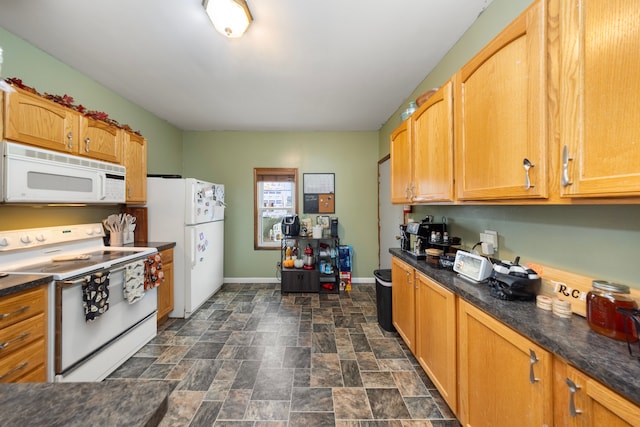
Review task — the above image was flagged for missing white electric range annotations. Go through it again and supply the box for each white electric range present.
[0,223,158,382]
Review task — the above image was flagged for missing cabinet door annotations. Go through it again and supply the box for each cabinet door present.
[4,87,79,153]
[157,248,174,324]
[79,116,122,163]
[559,0,640,198]
[391,257,415,352]
[454,0,547,200]
[457,300,552,426]
[123,132,147,203]
[390,120,413,204]
[282,270,318,293]
[415,271,457,412]
[412,81,454,202]
[554,359,640,427]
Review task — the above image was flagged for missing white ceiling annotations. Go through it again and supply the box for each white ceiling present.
[0,0,492,132]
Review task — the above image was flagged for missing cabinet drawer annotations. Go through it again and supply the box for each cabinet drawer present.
[14,363,46,383]
[0,312,45,357]
[159,249,173,264]
[0,339,46,383]
[0,287,47,330]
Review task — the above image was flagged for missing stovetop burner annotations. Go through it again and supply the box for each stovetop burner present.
[0,223,156,280]
[9,250,149,276]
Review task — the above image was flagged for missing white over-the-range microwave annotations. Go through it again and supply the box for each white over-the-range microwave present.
[0,141,126,204]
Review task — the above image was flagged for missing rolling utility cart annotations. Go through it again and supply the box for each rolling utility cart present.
[280,235,340,294]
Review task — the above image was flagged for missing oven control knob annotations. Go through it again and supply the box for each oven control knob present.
[94,227,103,235]
[0,238,8,247]
[20,235,32,244]
[35,234,46,243]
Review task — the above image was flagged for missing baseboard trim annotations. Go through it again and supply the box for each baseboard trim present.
[223,277,375,284]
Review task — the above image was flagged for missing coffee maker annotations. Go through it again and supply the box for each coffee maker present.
[401,216,448,259]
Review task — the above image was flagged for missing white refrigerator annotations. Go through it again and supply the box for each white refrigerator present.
[146,177,225,318]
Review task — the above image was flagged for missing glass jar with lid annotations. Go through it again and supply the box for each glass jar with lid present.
[586,280,638,341]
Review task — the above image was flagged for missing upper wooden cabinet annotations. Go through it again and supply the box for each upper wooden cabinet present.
[454,0,547,201]
[390,82,454,204]
[412,82,454,202]
[122,131,147,204]
[79,116,123,163]
[559,0,640,198]
[391,257,416,352]
[390,120,412,204]
[457,299,553,426]
[4,87,123,164]
[4,87,79,153]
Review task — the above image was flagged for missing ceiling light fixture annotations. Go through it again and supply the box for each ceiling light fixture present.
[203,0,253,39]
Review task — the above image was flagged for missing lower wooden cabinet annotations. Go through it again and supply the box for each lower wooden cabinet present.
[281,270,319,293]
[0,286,47,383]
[157,248,174,325]
[391,257,416,353]
[415,271,457,412]
[553,358,640,427]
[390,256,640,424]
[457,299,553,426]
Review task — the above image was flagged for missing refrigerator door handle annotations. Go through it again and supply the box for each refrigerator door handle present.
[190,228,197,268]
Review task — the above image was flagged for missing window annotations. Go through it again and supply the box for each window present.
[254,168,298,249]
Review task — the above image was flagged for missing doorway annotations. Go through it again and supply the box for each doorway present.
[378,156,404,269]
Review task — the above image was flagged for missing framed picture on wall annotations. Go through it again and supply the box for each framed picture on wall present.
[303,173,335,213]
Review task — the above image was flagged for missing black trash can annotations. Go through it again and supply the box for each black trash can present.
[374,269,395,332]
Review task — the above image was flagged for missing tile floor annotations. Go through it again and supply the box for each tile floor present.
[106,283,460,427]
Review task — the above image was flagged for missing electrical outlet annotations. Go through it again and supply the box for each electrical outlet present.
[480,230,498,252]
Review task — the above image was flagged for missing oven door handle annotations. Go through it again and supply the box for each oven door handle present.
[59,277,90,287]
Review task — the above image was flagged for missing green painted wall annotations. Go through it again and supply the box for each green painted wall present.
[182,131,379,279]
[0,26,183,229]
[379,0,533,153]
[376,0,640,288]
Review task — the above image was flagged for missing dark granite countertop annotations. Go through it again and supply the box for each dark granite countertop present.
[390,248,640,406]
[0,273,53,297]
[0,381,170,427]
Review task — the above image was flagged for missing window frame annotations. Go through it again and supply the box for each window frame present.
[254,168,298,250]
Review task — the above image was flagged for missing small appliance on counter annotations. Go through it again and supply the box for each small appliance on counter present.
[401,216,449,260]
[487,256,541,301]
[454,250,493,283]
[330,217,339,237]
[282,214,300,237]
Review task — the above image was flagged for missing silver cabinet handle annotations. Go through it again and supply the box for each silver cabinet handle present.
[0,361,28,381]
[0,332,30,351]
[561,145,573,187]
[523,158,534,190]
[67,131,73,149]
[0,305,29,321]
[529,349,540,384]
[565,377,582,417]
[84,137,91,152]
